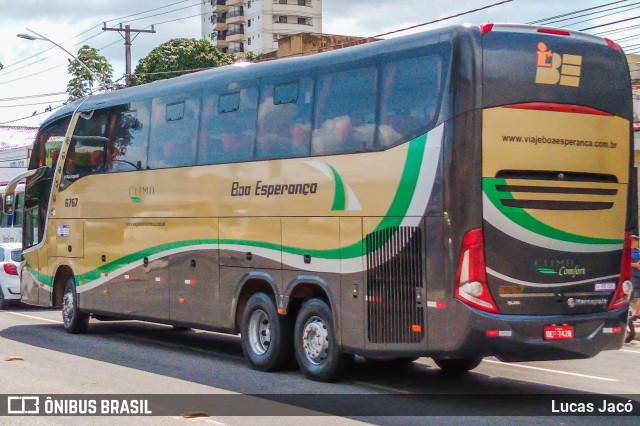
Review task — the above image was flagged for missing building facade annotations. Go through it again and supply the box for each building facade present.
[0,126,36,184]
[201,0,323,54]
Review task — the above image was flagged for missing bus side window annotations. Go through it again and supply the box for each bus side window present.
[148,95,200,169]
[60,110,109,190]
[379,52,445,149]
[256,79,312,160]
[311,67,377,156]
[13,193,23,228]
[198,84,258,165]
[105,102,151,172]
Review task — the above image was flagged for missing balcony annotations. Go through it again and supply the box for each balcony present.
[213,32,230,48]
[228,43,245,54]
[226,0,244,6]
[214,38,230,48]
[227,26,245,42]
[226,8,245,24]
[213,21,229,31]
[212,0,229,12]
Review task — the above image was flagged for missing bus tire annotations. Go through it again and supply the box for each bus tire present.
[433,357,482,375]
[294,298,349,382]
[62,277,89,334]
[241,293,293,372]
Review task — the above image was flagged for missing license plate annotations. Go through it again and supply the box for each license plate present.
[543,325,574,340]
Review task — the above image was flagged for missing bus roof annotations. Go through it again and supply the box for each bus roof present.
[42,23,622,128]
[42,24,469,127]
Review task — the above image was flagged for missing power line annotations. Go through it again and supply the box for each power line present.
[0,100,66,109]
[595,23,640,35]
[0,105,65,126]
[558,3,640,28]
[0,92,67,102]
[374,0,513,39]
[527,0,632,25]
[0,0,200,74]
[0,63,67,86]
[543,2,639,26]
[119,0,206,26]
[105,0,200,26]
[580,15,640,31]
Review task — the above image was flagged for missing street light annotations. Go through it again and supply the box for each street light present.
[16,28,109,92]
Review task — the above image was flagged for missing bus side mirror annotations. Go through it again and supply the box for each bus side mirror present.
[2,166,48,215]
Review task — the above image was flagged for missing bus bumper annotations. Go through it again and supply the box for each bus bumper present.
[429,302,629,362]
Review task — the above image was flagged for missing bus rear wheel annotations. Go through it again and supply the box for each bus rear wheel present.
[241,293,292,372]
[294,298,349,382]
[62,277,89,334]
[432,357,482,375]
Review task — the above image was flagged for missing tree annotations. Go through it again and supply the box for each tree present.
[132,38,236,85]
[66,45,114,102]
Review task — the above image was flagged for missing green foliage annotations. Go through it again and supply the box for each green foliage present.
[132,38,236,85]
[66,45,114,101]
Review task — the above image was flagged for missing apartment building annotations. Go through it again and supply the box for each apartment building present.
[201,0,323,54]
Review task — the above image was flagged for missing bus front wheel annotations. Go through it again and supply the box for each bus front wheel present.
[432,357,482,375]
[294,298,349,382]
[241,293,293,372]
[62,277,89,334]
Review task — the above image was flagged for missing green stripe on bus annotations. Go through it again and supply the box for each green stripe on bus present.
[483,178,622,245]
[38,131,432,288]
[329,165,346,211]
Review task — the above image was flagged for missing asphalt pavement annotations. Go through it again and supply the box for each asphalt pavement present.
[0,304,639,425]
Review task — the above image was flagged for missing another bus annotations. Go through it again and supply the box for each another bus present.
[0,184,25,243]
[7,24,635,382]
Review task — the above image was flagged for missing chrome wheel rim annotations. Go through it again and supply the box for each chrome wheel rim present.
[248,309,271,355]
[62,289,74,327]
[302,316,329,365]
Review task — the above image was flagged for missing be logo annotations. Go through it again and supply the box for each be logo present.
[535,42,582,87]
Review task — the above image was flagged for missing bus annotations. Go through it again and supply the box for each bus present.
[6,23,635,382]
[0,184,25,243]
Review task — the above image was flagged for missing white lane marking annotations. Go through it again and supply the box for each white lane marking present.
[621,349,640,354]
[352,380,413,394]
[2,311,62,324]
[482,359,618,382]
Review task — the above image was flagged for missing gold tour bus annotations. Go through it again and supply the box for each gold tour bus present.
[5,24,635,382]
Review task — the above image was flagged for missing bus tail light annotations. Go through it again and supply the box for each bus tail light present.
[3,264,18,276]
[605,38,620,51]
[480,24,494,36]
[609,231,632,310]
[455,228,499,313]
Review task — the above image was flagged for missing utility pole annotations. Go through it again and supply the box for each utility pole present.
[102,23,156,87]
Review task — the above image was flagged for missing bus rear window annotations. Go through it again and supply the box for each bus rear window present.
[482,31,631,119]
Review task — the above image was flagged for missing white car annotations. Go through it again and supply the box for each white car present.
[0,243,22,309]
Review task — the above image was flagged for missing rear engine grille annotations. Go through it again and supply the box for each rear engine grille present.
[366,226,424,344]
[493,174,618,211]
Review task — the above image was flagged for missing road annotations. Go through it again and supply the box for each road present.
[0,305,639,425]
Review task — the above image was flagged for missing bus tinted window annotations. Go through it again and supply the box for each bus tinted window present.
[13,193,23,228]
[198,85,258,165]
[106,102,151,172]
[483,32,631,119]
[256,79,312,160]
[149,95,200,168]
[312,67,377,155]
[61,110,109,188]
[29,116,71,170]
[379,54,444,148]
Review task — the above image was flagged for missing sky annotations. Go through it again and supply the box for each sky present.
[0,0,638,128]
